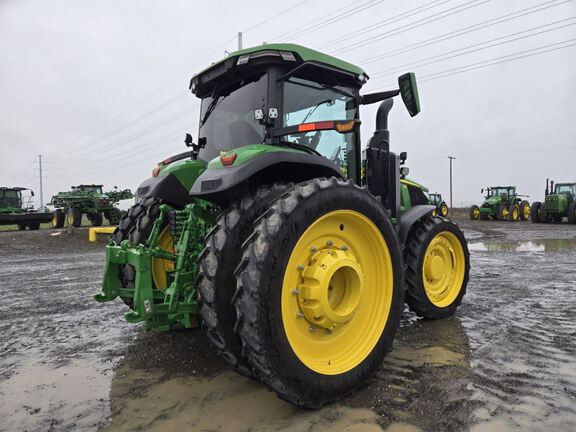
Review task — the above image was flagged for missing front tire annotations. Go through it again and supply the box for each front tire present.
[469,205,480,220]
[235,178,405,408]
[439,202,449,217]
[497,203,509,221]
[404,216,469,319]
[508,203,520,222]
[52,209,65,228]
[520,200,530,221]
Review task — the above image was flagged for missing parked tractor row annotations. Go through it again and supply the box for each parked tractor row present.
[0,184,133,230]
[469,181,576,223]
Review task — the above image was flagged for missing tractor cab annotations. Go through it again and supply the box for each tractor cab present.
[0,187,35,213]
[487,186,515,199]
[554,183,576,199]
[72,184,104,194]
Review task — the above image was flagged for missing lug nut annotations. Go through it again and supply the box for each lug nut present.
[308,326,316,333]
[297,264,304,271]
[326,240,333,246]
[296,311,303,319]
[292,289,300,295]
[341,245,349,251]
[324,328,332,335]
[310,246,318,253]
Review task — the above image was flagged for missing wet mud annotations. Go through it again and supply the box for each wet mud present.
[0,221,575,431]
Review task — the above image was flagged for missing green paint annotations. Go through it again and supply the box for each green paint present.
[96,201,215,331]
[158,158,207,190]
[207,144,302,169]
[539,182,576,220]
[193,43,365,80]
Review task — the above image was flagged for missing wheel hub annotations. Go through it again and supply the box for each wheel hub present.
[297,248,364,330]
[425,255,445,281]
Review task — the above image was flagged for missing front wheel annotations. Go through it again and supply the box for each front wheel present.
[439,202,449,217]
[405,216,469,319]
[469,205,480,220]
[497,203,509,221]
[520,200,530,221]
[530,202,542,223]
[235,178,405,408]
[508,203,520,222]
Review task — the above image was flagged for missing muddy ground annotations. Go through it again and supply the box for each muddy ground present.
[0,219,575,432]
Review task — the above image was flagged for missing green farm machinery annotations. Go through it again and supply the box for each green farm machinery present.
[96,44,470,408]
[531,179,576,223]
[0,187,53,230]
[427,192,449,217]
[50,184,133,228]
[469,186,530,221]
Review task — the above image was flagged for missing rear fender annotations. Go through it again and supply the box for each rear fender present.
[399,205,436,245]
[189,150,345,205]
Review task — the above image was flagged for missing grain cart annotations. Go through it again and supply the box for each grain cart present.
[0,187,53,230]
[428,192,449,217]
[469,186,529,221]
[531,179,576,223]
[50,184,132,228]
[96,44,470,408]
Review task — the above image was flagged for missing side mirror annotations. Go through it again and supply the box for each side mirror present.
[184,133,193,147]
[399,151,407,165]
[481,188,484,193]
[31,190,35,196]
[398,72,421,117]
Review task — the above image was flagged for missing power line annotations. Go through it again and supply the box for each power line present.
[317,0,451,50]
[330,0,492,55]
[370,17,576,78]
[356,0,572,65]
[241,0,315,34]
[270,0,383,42]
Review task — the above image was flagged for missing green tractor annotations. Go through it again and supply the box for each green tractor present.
[531,179,576,223]
[50,184,133,228]
[0,187,53,230]
[96,44,470,408]
[469,186,530,221]
[427,192,449,217]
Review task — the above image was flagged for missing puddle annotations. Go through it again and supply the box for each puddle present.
[468,238,576,252]
[104,368,389,431]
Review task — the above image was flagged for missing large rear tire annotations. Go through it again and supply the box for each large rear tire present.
[196,183,288,377]
[508,203,520,222]
[67,207,82,227]
[530,202,542,223]
[52,209,65,228]
[568,202,576,224]
[404,216,469,319]
[235,178,405,408]
[520,200,530,221]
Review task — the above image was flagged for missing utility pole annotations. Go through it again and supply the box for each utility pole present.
[448,156,456,208]
[237,32,243,50]
[38,154,44,207]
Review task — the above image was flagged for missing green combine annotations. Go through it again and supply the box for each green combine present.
[469,186,530,221]
[427,192,449,217]
[531,179,576,223]
[0,187,53,230]
[96,44,470,408]
[50,184,133,228]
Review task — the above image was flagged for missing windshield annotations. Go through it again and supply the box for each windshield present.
[556,184,576,194]
[198,73,267,162]
[490,188,513,197]
[282,77,358,178]
[0,190,21,207]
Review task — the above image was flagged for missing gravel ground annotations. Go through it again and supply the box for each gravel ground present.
[0,220,575,431]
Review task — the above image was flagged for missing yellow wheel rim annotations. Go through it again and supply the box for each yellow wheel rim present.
[281,210,394,375]
[432,209,437,217]
[473,208,480,219]
[501,207,509,219]
[151,226,175,290]
[422,231,465,308]
[523,204,530,219]
[512,207,518,220]
[67,211,73,226]
[441,204,448,216]
[52,214,57,227]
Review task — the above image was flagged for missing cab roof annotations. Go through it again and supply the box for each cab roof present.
[190,43,367,98]
[401,178,429,193]
[0,187,28,191]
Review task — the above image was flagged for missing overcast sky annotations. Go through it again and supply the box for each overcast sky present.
[1,0,575,208]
